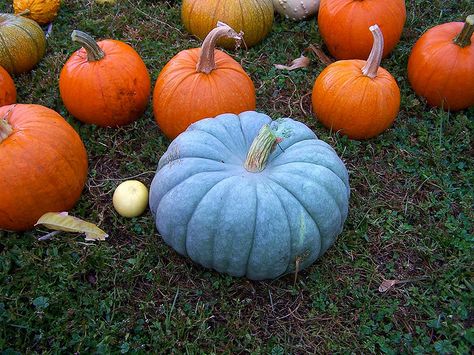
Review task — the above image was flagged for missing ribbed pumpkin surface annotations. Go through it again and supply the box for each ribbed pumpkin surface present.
[149,111,350,280]
[0,13,46,74]
[0,104,88,231]
[181,0,274,48]
[13,0,61,25]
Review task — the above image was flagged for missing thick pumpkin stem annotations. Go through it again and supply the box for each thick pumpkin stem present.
[196,22,244,74]
[0,117,13,143]
[362,24,384,79]
[71,30,105,62]
[244,125,280,173]
[454,15,474,48]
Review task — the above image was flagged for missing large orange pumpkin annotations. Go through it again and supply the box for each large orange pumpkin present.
[182,0,274,49]
[153,22,256,139]
[312,25,400,140]
[0,104,88,232]
[0,13,46,74]
[408,15,474,111]
[59,30,151,127]
[318,0,406,60]
[0,66,16,107]
[13,0,61,25]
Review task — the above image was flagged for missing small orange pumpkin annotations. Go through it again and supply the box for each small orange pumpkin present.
[318,0,406,60]
[59,30,151,127]
[153,22,256,139]
[13,0,61,25]
[0,104,88,232]
[312,25,400,140]
[408,15,474,111]
[0,66,16,107]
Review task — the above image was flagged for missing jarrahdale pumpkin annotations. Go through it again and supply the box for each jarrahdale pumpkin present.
[273,0,320,21]
[0,13,46,74]
[13,0,61,25]
[0,66,16,107]
[59,30,151,127]
[0,104,88,232]
[312,25,400,140]
[318,0,406,60]
[153,22,256,139]
[149,111,350,280]
[182,0,274,49]
[408,15,474,111]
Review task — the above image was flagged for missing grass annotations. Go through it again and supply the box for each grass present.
[1,0,473,353]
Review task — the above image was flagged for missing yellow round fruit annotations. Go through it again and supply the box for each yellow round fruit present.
[112,180,149,218]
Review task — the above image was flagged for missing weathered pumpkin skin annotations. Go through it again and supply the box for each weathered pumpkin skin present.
[0,66,16,107]
[0,13,46,74]
[59,34,151,127]
[273,0,320,21]
[149,111,350,280]
[182,0,274,49]
[13,0,61,25]
[318,0,406,59]
[408,18,474,111]
[0,104,88,232]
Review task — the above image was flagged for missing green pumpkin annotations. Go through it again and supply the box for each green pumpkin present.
[181,0,274,49]
[0,13,46,74]
[149,111,350,280]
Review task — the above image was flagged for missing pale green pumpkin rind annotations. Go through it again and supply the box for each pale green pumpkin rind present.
[150,112,350,280]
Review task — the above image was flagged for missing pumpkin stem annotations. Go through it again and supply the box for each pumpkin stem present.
[0,108,14,144]
[71,30,105,62]
[196,22,244,74]
[15,9,31,17]
[244,124,280,173]
[454,15,474,48]
[361,24,384,79]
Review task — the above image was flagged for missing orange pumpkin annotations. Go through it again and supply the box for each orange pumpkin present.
[318,0,406,60]
[59,30,151,127]
[408,15,474,111]
[153,22,256,139]
[312,25,400,140]
[0,66,16,107]
[0,104,88,231]
[13,0,61,25]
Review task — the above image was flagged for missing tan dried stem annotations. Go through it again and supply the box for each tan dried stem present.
[362,24,384,79]
[196,22,243,74]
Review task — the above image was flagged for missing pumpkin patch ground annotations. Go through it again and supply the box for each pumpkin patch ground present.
[0,1,472,353]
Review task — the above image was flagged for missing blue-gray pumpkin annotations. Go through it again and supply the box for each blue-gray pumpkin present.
[149,111,350,280]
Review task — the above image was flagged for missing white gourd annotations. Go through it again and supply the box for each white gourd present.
[273,0,320,21]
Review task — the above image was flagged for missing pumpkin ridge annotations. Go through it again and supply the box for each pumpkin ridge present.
[0,33,14,73]
[244,182,258,276]
[267,171,343,235]
[191,127,243,161]
[12,22,41,62]
[271,165,348,216]
[264,175,321,238]
[272,160,349,192]
[157,170,232,215]
[263,179,295,274]
[184,174,237,259]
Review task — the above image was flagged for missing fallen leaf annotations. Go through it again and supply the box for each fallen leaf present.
[35,212,108,241]
[274,55,310,71]
[378,279,400,293]
[306,44,334,66]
